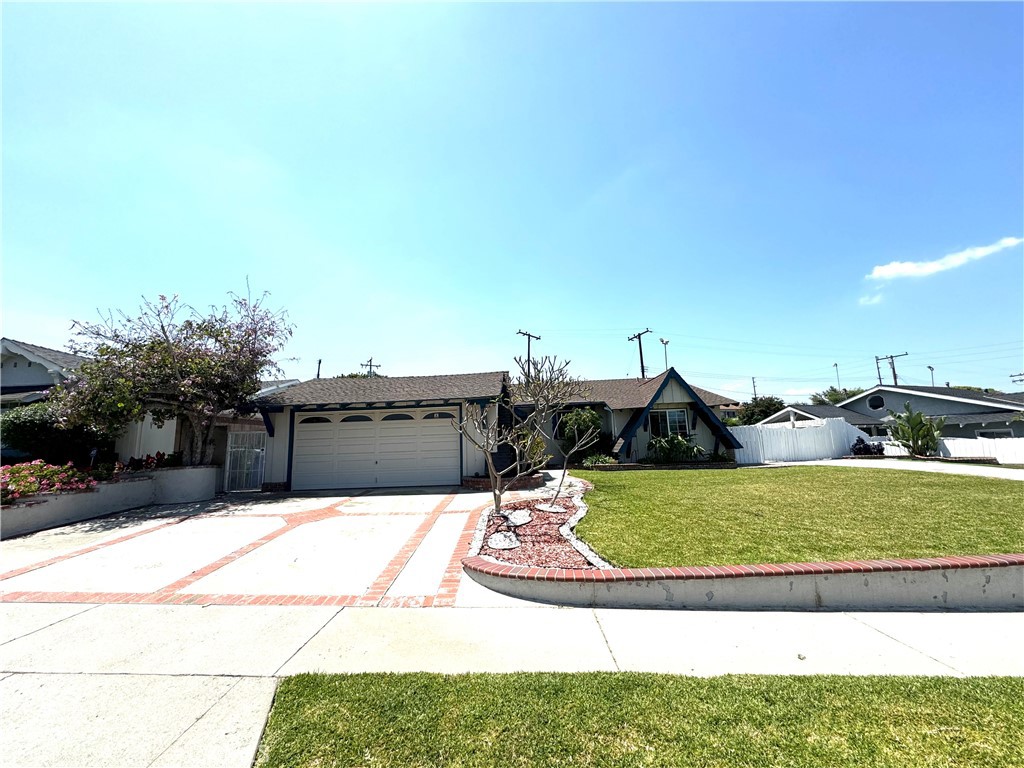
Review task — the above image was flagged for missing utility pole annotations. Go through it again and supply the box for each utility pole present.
[751,377,758,398]
[833,363,840,390]
[316,359,322,379]
[361,357,381,377]
[874,352,908,386]
[516,330,541,377]
[659,338,670,371]
[628,328,652,378]
[927,365,935,386]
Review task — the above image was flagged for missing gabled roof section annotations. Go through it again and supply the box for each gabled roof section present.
[838,385,1024,412]
[758,404,885,427]
[613,368,742,453]
[259,371,507,407]
[570,373,738,410]
[1,338,87,372]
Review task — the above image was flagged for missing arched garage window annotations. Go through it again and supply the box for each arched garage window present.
[423,412,455,420]
[382,413,414,421]
[299,416,331,424]
[341,415,372,422]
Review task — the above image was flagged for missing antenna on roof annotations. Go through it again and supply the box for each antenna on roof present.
[361,357,381,377]
[628,328,651,379]
[316,359,322,379]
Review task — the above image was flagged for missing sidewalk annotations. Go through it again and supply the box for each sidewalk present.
[2,600,1023,767]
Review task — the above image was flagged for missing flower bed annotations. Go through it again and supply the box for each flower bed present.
[1,460,96,504]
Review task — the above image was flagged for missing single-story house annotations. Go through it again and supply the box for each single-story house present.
[255,367,743,491]
[1,338,86,406]
[837,385,1024,439]
[756,403,889,436]
[758,385,1024,440]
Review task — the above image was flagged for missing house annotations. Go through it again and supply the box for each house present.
[256,372,508,490]
[0,338,87,406]
[837,385,1024,439]
[756,404,889,436]
[549,368,742,463]
[757,385,1024,440]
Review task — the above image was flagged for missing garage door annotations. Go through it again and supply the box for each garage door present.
[291,409,460,490]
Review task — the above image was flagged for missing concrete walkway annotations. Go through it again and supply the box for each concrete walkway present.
[3,475,1023,767]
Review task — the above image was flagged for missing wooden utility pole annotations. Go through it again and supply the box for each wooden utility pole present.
[516,330,541,377]
[361,357,381,377]
[628,328,652,378]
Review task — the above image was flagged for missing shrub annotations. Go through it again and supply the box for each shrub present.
[647,435,707,464]
[582,454,617,468]
[851,437,885,456]
[0,401,113,466]
[888,403,945,457]
[558,408,603,457]
[1,460,97,504]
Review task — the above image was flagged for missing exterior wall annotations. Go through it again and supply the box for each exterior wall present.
[461,403,492,478]
[0,353,58,388]
[942,420,1024,439]
[845,391,1013,419]
[114,414,178,461]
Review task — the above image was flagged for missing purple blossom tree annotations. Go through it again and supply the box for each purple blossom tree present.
[53,290,293,466]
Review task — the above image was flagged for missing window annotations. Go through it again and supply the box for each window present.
[649,409,690,438]
[341,414,372,422]
[299,416,331,424]
[423,412,455,420]
[976,429,1013,439]
[867,395,885,410]
[382,413,413,421]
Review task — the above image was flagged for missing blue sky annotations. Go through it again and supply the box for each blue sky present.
[3,2,1022,402]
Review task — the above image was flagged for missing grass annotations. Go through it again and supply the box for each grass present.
[256,673,1024,768]
[573,467,1024,567]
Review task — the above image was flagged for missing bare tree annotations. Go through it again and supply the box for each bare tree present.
[547,407,601,505]
[452,356,594,518]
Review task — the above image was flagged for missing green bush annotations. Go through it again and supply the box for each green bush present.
[582,454,617,468]
[0,402,113,466]
[888,402,945,457]
[647,435,707,464]
[1,460,97,504]
[558,408,603,456]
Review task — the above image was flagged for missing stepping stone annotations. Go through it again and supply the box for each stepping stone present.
[506,509,533,527]
[488,531,520,550]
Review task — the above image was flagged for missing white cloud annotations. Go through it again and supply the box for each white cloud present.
[859,294,883,306]
[867,237,1023,280]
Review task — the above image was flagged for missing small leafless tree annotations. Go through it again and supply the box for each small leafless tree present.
[548,408,601,505]
[452,356,594,517]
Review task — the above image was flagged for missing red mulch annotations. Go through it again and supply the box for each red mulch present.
[478,495,594,569]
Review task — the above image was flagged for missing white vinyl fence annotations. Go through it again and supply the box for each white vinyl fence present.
[940,437,1024,464]
[730,419,868,464]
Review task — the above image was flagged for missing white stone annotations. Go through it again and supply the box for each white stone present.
[487,531,520,550]
[506,509,533,527]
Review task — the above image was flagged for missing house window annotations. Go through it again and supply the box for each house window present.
[976,429,1013,439]
[649,409,690,438]
[867,395,885,410]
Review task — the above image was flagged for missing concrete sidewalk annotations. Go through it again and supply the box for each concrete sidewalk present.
[2,601,1023,767]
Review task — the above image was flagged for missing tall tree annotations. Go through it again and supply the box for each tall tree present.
[54,291,293,466]
[810,386,865,405]
[739,395,786,425]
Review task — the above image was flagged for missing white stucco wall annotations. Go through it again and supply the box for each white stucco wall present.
[264,411,290,484]
[114,414,179,461]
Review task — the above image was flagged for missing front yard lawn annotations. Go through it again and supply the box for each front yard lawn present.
[256,673,1024,768]
[573,467,1024,567]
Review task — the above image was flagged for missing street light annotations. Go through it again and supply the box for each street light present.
[927,365,935,386]
[833,362,840,390]
[659,338,670,371]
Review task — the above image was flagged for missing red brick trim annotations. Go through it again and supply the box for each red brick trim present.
[462,553,1024,583]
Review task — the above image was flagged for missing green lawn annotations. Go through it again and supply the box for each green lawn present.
[573,467,1024,567]
[256,673,1024,768]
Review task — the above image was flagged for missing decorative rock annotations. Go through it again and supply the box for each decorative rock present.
[506,509,533,527]
[534,503,561,514]
[487,531,521,550]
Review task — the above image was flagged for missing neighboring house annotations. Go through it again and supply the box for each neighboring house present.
[0,338,87,406]
[535,368,742,465]
[758,386,1024,440]
[756,404,889,436]
[837,385,1024,439]
[257,372,508,490]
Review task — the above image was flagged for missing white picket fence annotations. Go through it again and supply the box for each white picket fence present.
[730,419,867,464]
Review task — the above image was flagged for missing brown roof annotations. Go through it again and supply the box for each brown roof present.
[260,371,507,407]
[572,371,738,410]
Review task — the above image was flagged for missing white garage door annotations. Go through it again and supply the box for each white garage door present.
[291,409,460,490]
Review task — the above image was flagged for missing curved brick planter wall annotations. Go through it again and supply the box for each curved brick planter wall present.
[462,554,1024,612]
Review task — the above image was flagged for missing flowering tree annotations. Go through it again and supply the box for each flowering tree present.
[53,291,293,466]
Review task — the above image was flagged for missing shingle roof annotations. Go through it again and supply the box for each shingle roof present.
[941,411,1023,426]
[2,338,87,371]
[851,385,1024,410]
[541,371,738,411]
[259,371,507,407]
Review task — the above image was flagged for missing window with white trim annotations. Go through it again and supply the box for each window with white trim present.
[649,409,690,438]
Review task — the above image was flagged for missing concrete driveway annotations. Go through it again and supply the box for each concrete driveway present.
[3,481,1023,767]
